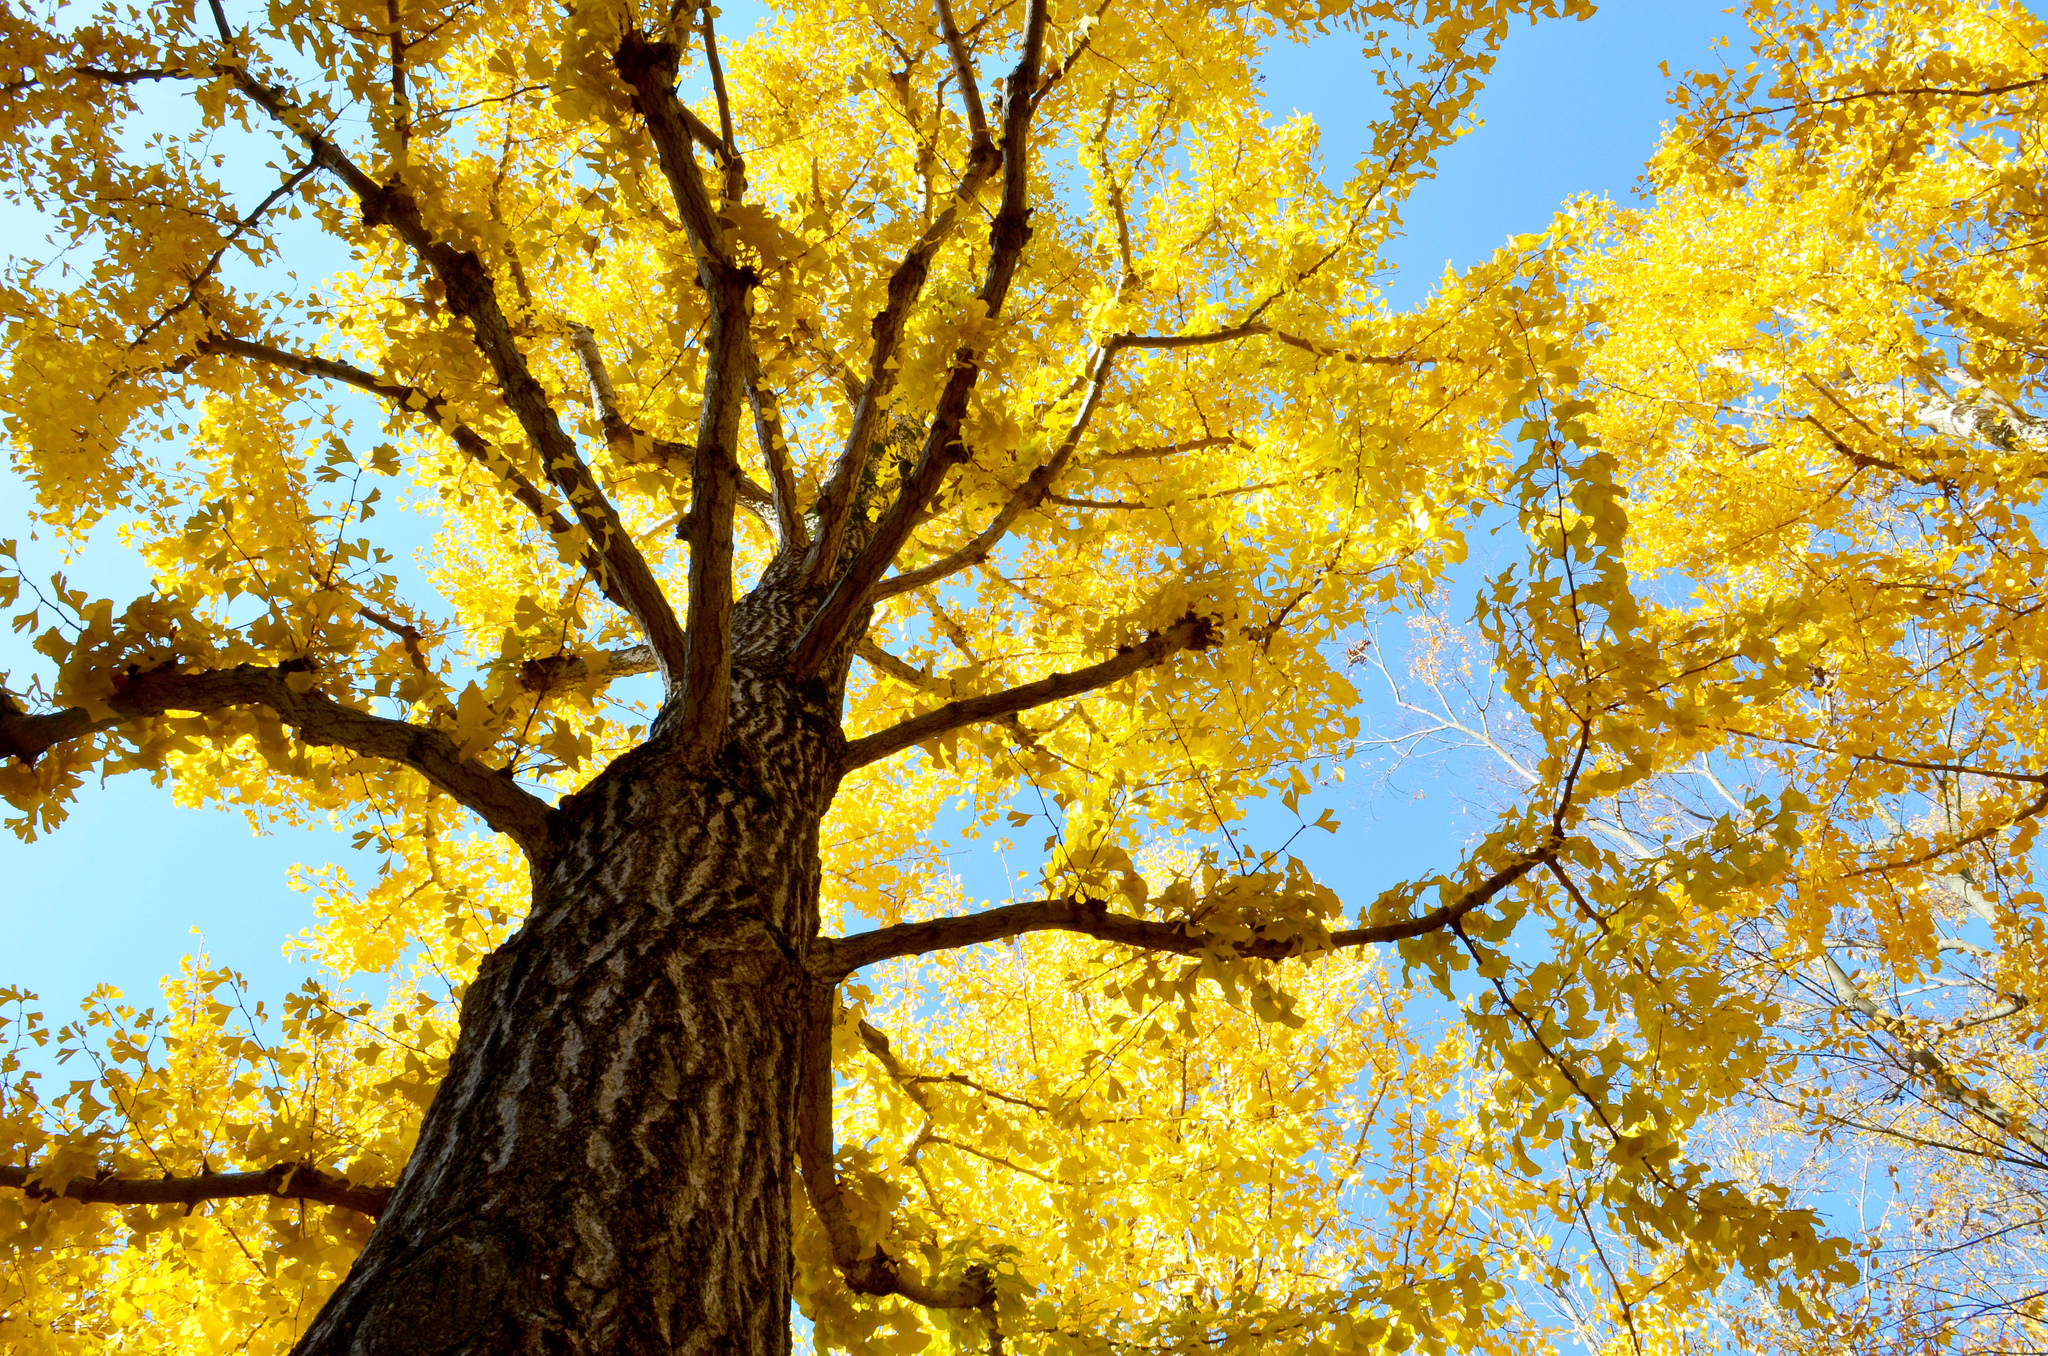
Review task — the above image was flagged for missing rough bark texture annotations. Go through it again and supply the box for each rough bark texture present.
[291,574,856,1356]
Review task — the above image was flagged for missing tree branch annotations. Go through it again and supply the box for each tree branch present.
[613,31,755,760]
[0,1161,391,1218]
[797,986,997,1310]
[697,3,744,202]
[933,0,989,146]
[838,611,1213,772]
[199,334,630,615]
[797,90,1003,587]
[813,845,1554,978]
[566,323,776,523]
[854,638,935,688]
[1710,73,2048,126]
[789,0,1049,673]
[742,335,808,548]
[0,663,555,859]
[518,643,658,694]
[875,340,1118,600]
[223,63,691,691]
[1819,951,2048,1159]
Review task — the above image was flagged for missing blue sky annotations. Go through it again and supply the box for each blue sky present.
[0,1,1744,1024]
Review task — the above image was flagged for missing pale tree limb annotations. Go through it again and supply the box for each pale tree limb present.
[813,843,1555,978]
[854,638,935,688]
[0,1161,391,1218]
[518,643,658,694]
[837,611,1214,773]
[1819,952,2048,1160]
[0,664,554,858]
[1095,436,1240,462]
[220,60,691,690]
[198,334,630,615]
[788,0,1050,673]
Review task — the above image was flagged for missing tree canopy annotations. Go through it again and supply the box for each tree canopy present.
[0,0,2043,1351]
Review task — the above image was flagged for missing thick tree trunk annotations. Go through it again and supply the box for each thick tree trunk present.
[292,657,844,1355]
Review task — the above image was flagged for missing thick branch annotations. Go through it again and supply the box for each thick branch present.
[799,103,1004,585]
[876,341,1118,600]
[789,0,1049,672]
[0,1161,391,1218]
[0,663,554,858]
[225,64,690,689]
[518,643,658,693]
[839,611,1213,772]
[796,988,996,1310]
[613,32,754,759]
[200,334,629,615]
[814,847,1553,978]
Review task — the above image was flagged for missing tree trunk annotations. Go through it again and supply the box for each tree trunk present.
[292,655,844,1355]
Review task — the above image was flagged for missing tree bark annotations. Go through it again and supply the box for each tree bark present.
[292,592,848,1355]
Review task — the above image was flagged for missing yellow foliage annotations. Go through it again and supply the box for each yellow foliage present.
[6,0,2039,1349]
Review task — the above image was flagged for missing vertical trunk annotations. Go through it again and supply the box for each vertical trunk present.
[292,666,842,1355]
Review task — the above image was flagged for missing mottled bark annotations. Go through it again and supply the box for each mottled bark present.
[292,584,851,1356]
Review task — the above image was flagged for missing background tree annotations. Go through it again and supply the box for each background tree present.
[1533,0,2048,1347]
[0,0,1887,1352]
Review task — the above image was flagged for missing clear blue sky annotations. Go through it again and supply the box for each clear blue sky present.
[0,1,1742,1024]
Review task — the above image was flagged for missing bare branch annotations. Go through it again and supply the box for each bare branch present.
[813,845,1554,978]
[0,1161,391,1218]
[933,0,991,147]
[0,663,555,858]
[839,611,1213,772]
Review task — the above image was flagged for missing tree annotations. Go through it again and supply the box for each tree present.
[1546,0,2048,1347]
[0,0,1887,1352]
